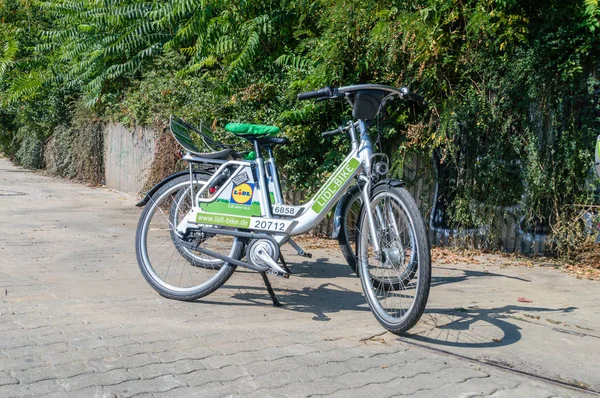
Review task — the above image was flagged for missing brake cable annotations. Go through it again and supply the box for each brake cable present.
[375,93,400,151]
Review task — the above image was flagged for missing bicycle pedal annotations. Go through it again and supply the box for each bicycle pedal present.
[295,249,312,258]
[266,268,290,279]
[288,239,312,258]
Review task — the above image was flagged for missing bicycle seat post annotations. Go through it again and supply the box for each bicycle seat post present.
[253,140,273,218]
[265,146,285,205]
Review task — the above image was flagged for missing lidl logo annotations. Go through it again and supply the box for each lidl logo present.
[230,183,254,205]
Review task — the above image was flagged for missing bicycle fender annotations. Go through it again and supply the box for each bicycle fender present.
[331,185,361,239]
[331,180,404,239]
[135,171,190,207]
[373,178,405,190]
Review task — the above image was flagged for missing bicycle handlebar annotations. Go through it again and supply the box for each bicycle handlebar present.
[297,86,336,101]
[407,91,425,104]
[321,121,359,138]
[321,127,343,137]
[399,87,426,105]
[298,84,426,105]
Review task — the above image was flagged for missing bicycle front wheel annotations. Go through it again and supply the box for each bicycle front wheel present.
[357,185,431,333]
[136,175,242,301]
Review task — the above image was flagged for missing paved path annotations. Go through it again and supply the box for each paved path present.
[0,158,597,397]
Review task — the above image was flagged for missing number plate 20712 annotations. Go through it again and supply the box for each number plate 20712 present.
[249,218,294,232]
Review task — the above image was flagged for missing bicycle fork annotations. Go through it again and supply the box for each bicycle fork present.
[359,175,381,254]
[358,177,404,259]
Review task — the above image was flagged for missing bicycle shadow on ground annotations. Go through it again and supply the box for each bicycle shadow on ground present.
[431,266,531,288]
[203,281,369,322]
[281,258,532,285]
[200,261,541,326]
[283,257,357,279]
[199,256,367,321]
[404,305,577,348]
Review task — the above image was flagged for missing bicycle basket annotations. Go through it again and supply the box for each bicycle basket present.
[170,115,228,155]
[351,90,386,120]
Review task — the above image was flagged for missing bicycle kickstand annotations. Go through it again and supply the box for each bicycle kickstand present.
[260,272,282,307]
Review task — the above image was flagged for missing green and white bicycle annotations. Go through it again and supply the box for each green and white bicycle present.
[135,84,431,333]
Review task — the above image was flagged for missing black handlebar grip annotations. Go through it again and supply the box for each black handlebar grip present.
[297,91,318,100]
[399,87,425,105]
[321,127,341,137]
[297,86,333,101]
[409,92,426,105]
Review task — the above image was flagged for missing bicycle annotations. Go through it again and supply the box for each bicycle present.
[135,84,431,333]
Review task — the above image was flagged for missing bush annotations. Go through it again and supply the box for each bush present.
[44,107,104,184]
[14,132,44,169]
[1,0,599,255]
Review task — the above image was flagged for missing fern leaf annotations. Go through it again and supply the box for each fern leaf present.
[274,54,313,69]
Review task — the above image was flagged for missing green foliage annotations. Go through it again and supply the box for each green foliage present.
[44,106,104,183]
[0,0,73,166]
[14,132,44,169]
[0,0,599,254]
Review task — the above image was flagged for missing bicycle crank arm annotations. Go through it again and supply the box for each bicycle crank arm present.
[180,226,287,273]
[255,249,289,275]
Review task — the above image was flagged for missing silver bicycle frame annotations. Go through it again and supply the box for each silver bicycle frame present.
[176,118,380,251]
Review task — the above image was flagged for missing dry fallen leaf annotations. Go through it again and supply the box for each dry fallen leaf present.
[517,297,533,303]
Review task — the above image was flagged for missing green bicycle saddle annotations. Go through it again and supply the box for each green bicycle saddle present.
[224,123,280,137]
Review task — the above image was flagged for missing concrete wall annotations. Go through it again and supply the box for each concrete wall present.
[104,123,155,196]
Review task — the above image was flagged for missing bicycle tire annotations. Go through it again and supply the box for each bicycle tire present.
[168,174,228,269]
[135,175,242,301]
[357,185,431,334]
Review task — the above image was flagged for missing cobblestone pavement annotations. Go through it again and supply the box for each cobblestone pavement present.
[0,159,594,397]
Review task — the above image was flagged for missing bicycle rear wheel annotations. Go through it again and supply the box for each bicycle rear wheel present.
[136,176,242,301]
[357,185,431,333]
[169,177,227,269]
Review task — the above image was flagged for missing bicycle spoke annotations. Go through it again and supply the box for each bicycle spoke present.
[358,188,424,329]
[137,179,240,295]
